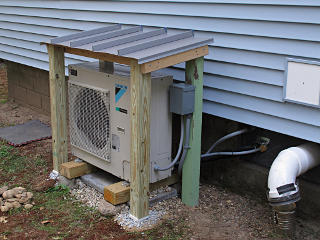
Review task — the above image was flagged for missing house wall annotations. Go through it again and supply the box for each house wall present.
[0,0,320,143]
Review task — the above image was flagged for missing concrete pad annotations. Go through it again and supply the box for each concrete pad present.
[80,170,121,193]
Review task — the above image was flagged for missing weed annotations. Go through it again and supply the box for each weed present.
[0,99,7,104]
[0,144,26,174]
[34,156,48,168]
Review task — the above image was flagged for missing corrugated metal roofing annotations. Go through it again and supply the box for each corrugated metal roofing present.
[48,24,213,64]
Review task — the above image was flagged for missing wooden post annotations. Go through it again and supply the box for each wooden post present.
[129,60,151,219]
[181,57,204,206]
[47,45,68,171]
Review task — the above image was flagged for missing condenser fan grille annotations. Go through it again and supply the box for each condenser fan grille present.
[68,81,111,161]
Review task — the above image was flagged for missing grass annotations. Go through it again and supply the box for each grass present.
[0,99,7,104]
[0,139,187,240]
[0,143,27,174]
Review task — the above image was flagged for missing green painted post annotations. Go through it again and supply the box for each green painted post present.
[182,57,204,206]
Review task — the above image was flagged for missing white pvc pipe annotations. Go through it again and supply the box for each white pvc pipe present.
[268,143,320,200]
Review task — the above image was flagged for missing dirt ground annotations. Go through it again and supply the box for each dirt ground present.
[0,99,320,240]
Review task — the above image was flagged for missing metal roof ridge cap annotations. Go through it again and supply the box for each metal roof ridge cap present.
[137,38,212,64]
[70,26,142,48]
[117,30,194,56]
[92,28,167,51]
[50,24,121,44]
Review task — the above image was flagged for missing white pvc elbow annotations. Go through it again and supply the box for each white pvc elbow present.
[268,143,320,204]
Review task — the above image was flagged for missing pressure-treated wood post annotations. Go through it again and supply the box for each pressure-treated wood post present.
[181,57,204,206]
[129,60,151,219]
[47,45,68,171]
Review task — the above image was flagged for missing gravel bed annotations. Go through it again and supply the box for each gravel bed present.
[70,179,104,208]
[115,209,165,230]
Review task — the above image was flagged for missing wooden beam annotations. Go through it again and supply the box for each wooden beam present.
[140,46,208,74]
[181,57,204,206]
[129,60,151,219]
[104,174,179,205]
[63,46,132,65]
[47,45,68,171]
[60,161,95,179]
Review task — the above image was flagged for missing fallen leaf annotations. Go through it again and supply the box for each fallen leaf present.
[39,207,45,211]
[41,220,52,225]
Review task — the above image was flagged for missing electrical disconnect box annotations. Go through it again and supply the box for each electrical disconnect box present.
[170,83,195,115]
[68,62,173,183]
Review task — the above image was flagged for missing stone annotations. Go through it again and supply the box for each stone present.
[12,187,26,196]
[2,190,14,199]
[18,197,29,204]
[4,202,13,209]
[15,194,22,199]
[0,206,9,212]
[97,200,122,216]
[6,198,19,202]
[26,192,33,199]
[24,204,33,209]
[57,176,76,189]
[0,186,8,195]
[12,201,21,209]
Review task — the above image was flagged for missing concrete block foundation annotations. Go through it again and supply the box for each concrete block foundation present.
[6,61,50,115]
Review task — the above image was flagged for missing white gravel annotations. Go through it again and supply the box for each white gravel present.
[70,178,180,230]
[115,209,165,230]
[70,179,104,208]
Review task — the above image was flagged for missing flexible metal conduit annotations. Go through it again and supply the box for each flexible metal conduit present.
[205,128,250,154]
[178,115,192,176]
[154,115,184,171]
[201,148,261,159]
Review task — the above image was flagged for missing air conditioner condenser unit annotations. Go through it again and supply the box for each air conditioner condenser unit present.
[68,62,173,183]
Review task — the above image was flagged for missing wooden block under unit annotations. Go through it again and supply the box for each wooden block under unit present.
[60,161,94,179]
[104,181,130,205]
[104,174,179,205]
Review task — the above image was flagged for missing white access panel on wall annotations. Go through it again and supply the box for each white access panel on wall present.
[284,59,320,107]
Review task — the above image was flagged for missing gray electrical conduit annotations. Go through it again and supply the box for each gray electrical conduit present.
[154,115,184,171]
[201,147,261,159]
[156,123,257,175]
[205,128,250,154]
[178,115,192,176]
[179,127,256,175]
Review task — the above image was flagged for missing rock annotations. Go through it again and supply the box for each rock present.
[26,192,33,199]
[24,204,33,209]
[6,198,19,202]
[12,187,26,196]
[15,194,22,199]
[0,186,8,195]
[18,197,29,204]
[4,202,13,209]
[0,206,9,212]
[57,176,76,189]
[12,201,21,209]
[2,190,14,199]
[98,200,122,216]
[76,179,86,189]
